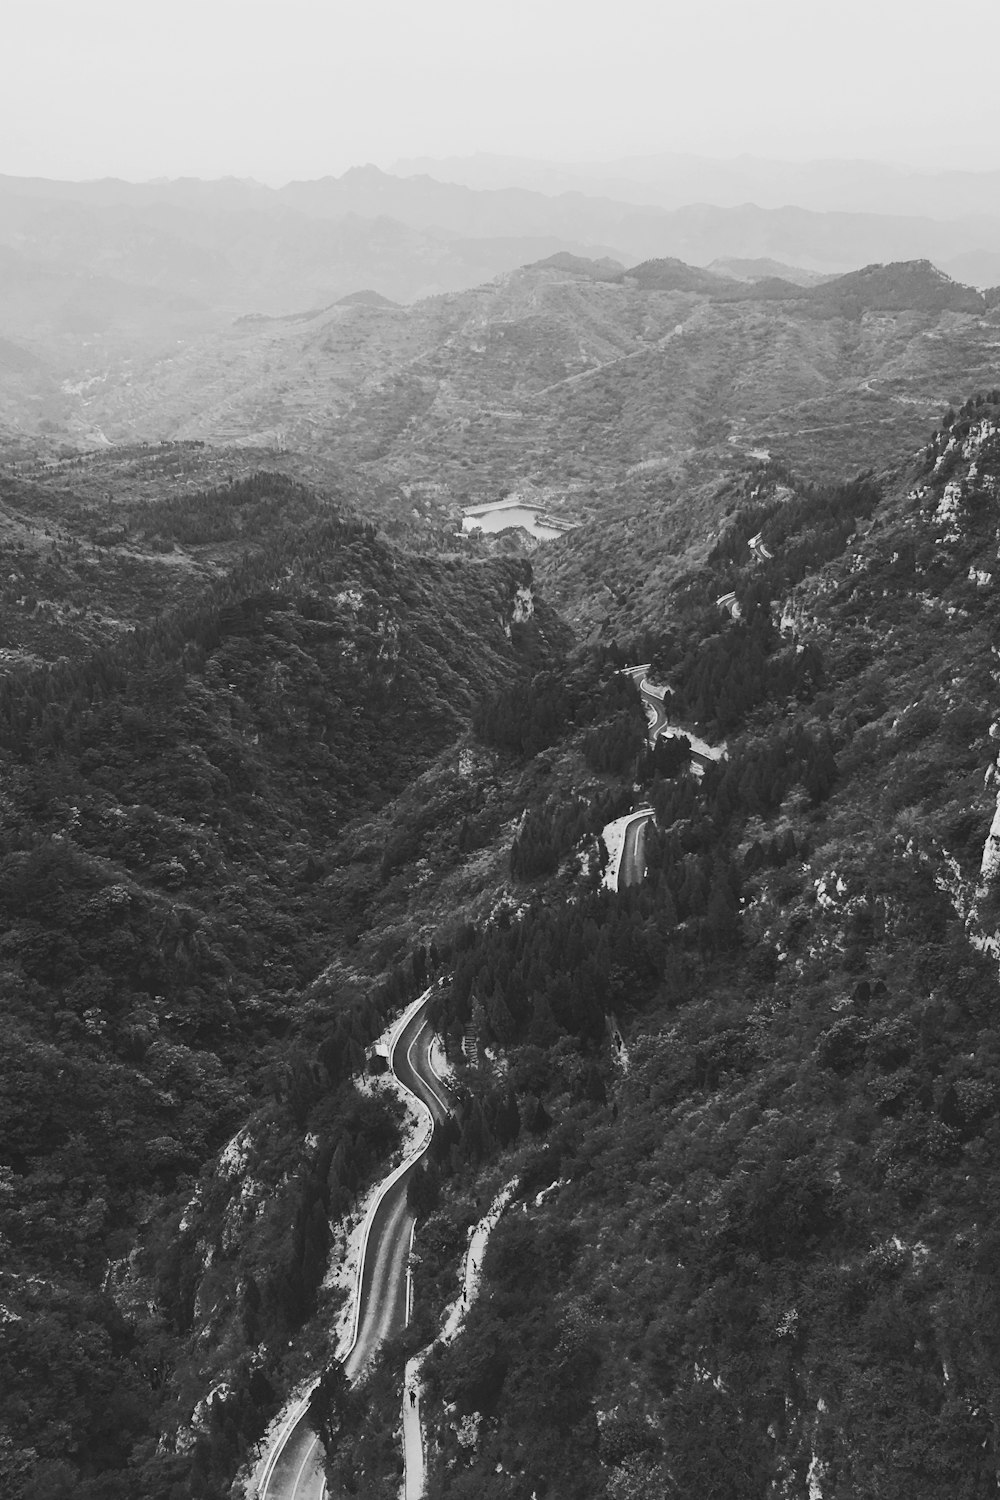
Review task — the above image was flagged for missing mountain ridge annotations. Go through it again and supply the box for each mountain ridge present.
[43,255,999,572]
[6,282,1000,1494]
[393,148,1000,220]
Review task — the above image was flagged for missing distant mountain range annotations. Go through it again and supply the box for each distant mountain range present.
[0,170,626,344]
[4,163,1000,362]
[36,255,994,570]
[393,148,1000,221]
[5,166,1000,453]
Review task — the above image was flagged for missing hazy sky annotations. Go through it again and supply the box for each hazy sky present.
[5,0,1000,183]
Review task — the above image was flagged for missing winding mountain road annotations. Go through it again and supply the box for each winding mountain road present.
[265,658,727,1495]
[626,664,669,745]
[626,663,722,773]
[607,663,730,892]
[257,995,453,1500]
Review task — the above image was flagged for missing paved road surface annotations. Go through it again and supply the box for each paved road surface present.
[629,667,720,772]
[346,1011,451,1386]
[619,810,650,887]
[626,668,670,747]
[259,1000,452,1500]
[642,690,669,744]
[403,1180,519,1499]
[625,667,669,746]
[258,1404,325,1500]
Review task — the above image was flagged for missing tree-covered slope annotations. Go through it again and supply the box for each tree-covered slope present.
[0,465,567,1499]
[404,394,1000,1500]
[10,388,1000,1500]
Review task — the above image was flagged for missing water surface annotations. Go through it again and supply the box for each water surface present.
[462,502,565,540]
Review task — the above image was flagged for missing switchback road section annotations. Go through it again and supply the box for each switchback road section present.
[624,663,669,745]
[624,663,725,773]
[256,991,453,1500]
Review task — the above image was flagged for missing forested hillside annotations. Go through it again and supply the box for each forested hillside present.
[379,394,1000,1500]
[8,385,1000,1500]
[0,462,566,1498]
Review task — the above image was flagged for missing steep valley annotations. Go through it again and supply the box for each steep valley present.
[5,265,1000,1500]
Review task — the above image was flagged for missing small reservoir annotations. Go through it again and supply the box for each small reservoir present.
[461,498,576,541]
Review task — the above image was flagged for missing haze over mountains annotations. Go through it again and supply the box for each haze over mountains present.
[5,156,1000,383]
[11,134,1000,1499]
[13,253,1000,578]
[390,151,1000,285]
[394,149,1000,220]
[8,150,1000,621]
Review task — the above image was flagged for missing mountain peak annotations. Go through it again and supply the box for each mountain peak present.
[335,288,400,308]
[340,163,392,182]
[523,251,624,281]
[624,257,741,293]
[816,258,984,311]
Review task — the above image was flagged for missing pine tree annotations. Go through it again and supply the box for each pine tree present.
[523,1094,552,1136]
[307,1361,351,1455]
[486,988,517,1044]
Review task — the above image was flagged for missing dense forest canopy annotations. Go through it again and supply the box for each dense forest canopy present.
[0,467,566,1498]
[408,406,1000,1499]
[6,387,1000,1498]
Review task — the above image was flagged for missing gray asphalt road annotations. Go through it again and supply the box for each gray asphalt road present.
[259,1000,452,1500]
[619,810,651,887]
[346,1012,452,1383]
[641,686,669,744]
